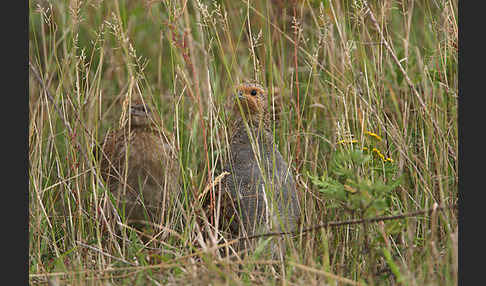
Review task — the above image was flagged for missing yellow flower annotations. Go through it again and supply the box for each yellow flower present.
[365,131,382,141]
[372,147,385,161]
[385,157,394,163]
[362,147,368,151]
[338,139,358,145]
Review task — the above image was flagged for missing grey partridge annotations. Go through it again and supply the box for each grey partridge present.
[222,81,301,250]
[99,96,180,227]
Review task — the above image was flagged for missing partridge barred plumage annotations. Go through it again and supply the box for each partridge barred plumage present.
[222,81,301,249]
[99,96,180,227]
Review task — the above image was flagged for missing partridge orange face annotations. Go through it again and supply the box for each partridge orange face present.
[234,82,267,115]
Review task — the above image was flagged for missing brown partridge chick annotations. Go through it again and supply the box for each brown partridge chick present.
[99,97,180,229]
[222,81,301,253]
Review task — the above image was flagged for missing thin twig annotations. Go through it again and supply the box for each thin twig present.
[238,204,456,241]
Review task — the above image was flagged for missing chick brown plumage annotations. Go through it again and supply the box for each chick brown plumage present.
[222,81,301,244]
[100,96,180,227]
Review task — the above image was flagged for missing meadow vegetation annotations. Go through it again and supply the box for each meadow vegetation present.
[29,0,458,284]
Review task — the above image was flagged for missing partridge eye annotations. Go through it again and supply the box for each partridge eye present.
[250,89,257,96]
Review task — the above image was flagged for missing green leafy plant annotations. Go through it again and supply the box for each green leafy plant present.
[310,133,401,218]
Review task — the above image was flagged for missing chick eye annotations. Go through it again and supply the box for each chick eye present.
[250,89,257,96]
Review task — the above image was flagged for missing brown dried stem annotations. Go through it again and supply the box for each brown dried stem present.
[166,20,214,223]
[238,203,456,241]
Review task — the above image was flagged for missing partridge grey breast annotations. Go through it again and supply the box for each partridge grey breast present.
[222,82,301,238]
[100,97,180,226]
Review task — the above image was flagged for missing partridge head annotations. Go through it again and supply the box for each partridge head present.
[233,81,267,120]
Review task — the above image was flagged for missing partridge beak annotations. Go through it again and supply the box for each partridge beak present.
[130,104,151,116]
[236,90,245,99]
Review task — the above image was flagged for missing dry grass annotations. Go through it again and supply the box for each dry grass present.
[29,0,457,285]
